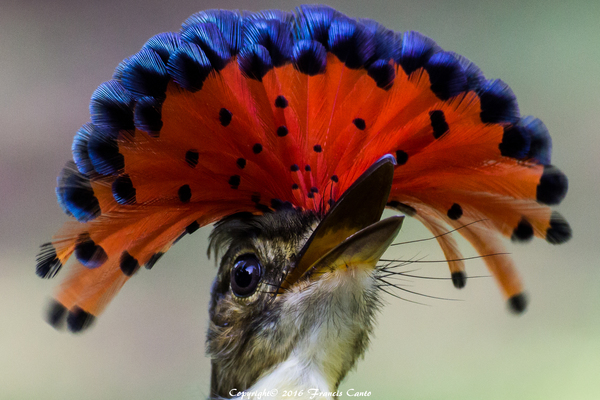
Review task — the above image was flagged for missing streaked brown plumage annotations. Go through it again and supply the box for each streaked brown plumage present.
[206,160,401,398]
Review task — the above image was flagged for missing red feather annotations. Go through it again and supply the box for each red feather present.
[37,7,571,330]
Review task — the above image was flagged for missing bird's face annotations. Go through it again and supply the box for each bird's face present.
[205,158,403,397]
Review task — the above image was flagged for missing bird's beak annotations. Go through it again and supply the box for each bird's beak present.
[302,216,403,281]
[279,155,403,291]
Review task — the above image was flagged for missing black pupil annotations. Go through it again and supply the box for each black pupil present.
[234,261,257,288]
[231,254,262,297]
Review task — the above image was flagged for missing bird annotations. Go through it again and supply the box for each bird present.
[35,5,572,398]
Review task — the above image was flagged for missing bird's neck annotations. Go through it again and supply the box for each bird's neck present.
[247,327,348,399]
[242,274,376,400]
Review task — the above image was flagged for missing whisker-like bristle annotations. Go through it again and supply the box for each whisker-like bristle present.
[376,276,461,302]
[390,219,489,247]
[376,285,429,306]
[380,253,509,265]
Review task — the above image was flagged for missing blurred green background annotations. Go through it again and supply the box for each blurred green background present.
[1,0,598,399]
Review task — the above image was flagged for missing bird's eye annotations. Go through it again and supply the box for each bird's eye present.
[230,254,262,297]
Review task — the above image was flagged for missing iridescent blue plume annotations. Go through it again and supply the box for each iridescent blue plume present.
[167,42,213,92]
[112,57,131,81]
[56,162,101,222]
[89,80,135,131]
[242,16,294,67]
[72,123,95,175]
[142,32,182,64]
[87,126,124,175]
[75,234,108,269]
[455,54,486,92]
[537,165,568,205]
[292,40,327,76]
[134,96,163,137]
[238,44,273,81]
[500,123,532,159]
[182,10,242,55]
[294,5,338,47]
[478,79,520,123]
[181,22,232,71]
[397,31,441,75]
[120,48,170,100]
[424,51,468,100]
[368,59,395,89]
[520,116,552,165]
[359,18,400,62]
[327,16,375,69]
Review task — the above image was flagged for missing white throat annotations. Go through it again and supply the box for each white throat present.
[245,268,378,399]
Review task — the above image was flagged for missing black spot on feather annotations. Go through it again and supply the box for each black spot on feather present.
[511,218,534,242]
[120,251,139,277]
[447,203,463,220]
[451,271,466,289]
[145,252,164,270]
[219,108,232,126]
[387,201,416,217]
[186,150,199,167]
[395,150,408,166]
[67,307,95,333]
[186,221,200,234]
[429,110,449,139]
[353,118,366,130]
[537,165,568,205]
[508,293,527,314]
[546,212,572,244]
[275,95,288,108]
[229,175,241,189]
[277,126,288,137]
[46,301,67,329]
[178,184,192,202]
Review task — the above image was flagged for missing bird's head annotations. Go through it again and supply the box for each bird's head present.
[205,157,403,397]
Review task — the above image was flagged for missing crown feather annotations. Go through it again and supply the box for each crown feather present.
[37,5,571,331]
